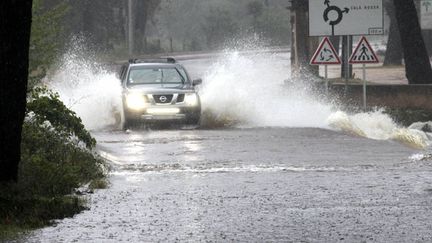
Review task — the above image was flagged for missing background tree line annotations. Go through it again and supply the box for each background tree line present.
[30,0,291,59]
[26,0,432,71]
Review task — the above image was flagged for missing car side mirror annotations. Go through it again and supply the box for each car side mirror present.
[192,78,202,86]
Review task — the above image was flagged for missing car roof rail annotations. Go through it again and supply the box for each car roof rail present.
[128,57,176,64]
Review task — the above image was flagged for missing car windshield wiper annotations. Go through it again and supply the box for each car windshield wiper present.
[174,68,186,83]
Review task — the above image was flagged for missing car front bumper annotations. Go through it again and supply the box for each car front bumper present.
[124,106,200,122]
[141,113,186,121]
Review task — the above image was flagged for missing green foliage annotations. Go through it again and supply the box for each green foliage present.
[0,87,107,234]
[255,8,291,45]
[89,179,109,190]
[202,8,240,49]
[19,121,104,197]
[18,87,104,198]
[29,0,69,88]
[0,224,23,241]
[154,0,292,52]
[190,38,203,51]
[247,1,264,18]
[26,87,95,149]
[0,195,86,229]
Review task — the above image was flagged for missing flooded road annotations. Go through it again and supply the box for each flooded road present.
[26,128,432,242]
[27,53,432,242]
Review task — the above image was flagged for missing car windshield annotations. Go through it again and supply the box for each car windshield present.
[128,67,185,85]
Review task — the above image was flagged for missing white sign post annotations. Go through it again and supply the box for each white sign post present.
[310,37,341,95]
[309,0,384,36]
[349,36,379,110]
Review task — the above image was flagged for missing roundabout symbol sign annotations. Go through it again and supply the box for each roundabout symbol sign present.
[309,0,384,36]
[323,0,349,35]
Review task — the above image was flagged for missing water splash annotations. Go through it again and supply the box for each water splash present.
[410,153,432,161]
[327,110,430,149]
[44,39,430,150]
[46,40,122,131]
[198,51,431,148]
[199,52,334,128]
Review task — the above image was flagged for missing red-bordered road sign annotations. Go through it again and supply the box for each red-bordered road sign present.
[349,36,379,64]
[310,37,341,65]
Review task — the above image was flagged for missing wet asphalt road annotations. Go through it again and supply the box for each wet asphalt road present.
[25,55,432,242]
[26,128,432,242]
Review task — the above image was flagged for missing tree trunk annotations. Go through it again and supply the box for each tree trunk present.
[128,0,135,56]
[393,0,432,84]
[0,0,33,182]
[134,0,148,54]
[383,1,403,66]
[341,36,353,79]
[290,0,318,81]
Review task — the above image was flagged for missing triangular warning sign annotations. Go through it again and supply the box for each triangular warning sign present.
[349,36,379,64]
[310,37,341,65]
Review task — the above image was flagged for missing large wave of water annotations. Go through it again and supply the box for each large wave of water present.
[199,52,431,149]
[199,52,334,128]
[46,43,123,130]
[327,110,431,149]
[46,45,431,149]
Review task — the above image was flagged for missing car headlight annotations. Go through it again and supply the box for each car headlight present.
[125,93,147,110]
[184,93,199,106]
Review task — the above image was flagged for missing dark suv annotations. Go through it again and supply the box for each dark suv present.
[119,58,202,129]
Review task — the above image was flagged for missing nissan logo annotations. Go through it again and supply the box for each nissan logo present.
[159,96,167,103]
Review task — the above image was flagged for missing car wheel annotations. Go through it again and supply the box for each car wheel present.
[123,118,137,130]
[186,114,200,126]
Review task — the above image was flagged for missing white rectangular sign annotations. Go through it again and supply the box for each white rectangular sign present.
[309,0,384,36]
[421,0,432,30]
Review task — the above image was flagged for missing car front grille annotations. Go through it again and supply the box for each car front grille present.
[177,94,185,103]
[153,95,173,104]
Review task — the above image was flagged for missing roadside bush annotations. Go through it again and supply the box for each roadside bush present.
[0,87,107,232]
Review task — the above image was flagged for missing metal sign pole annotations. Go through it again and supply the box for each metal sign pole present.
[310,37,341,93]
[325,65,328,95]
[349,36,379,110]
[344,36,349,96]
[362,63,366,110]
